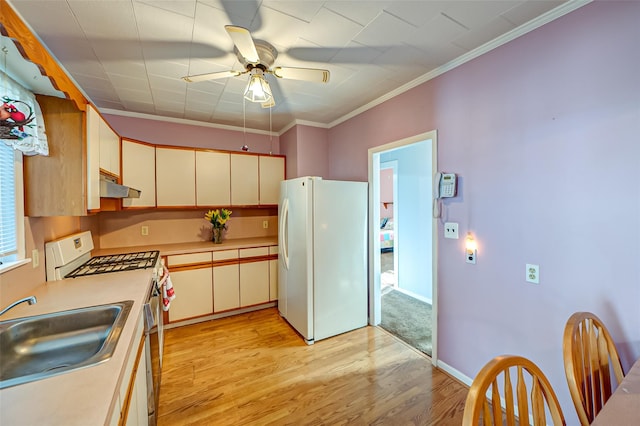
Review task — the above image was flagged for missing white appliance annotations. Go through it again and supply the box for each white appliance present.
[278,176,368,344]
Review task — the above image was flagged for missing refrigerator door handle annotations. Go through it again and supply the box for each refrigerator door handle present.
[280,198,290,270]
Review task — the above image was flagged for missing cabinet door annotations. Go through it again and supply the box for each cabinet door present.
[230,154,258,205]
[86,104,101,211]
[196,151,230,206]
[213,263,240,312]
[156,147,196,207]
[269,258,278,302]
[259,156,285,205]
[168,267,213,322]
[122,140,156,208]
[99,118,120,176]
[240,261,270,307]
[125,339,148,426]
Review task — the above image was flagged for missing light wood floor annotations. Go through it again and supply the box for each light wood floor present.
[157,308,468,425]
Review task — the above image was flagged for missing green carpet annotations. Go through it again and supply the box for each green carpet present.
[380,289,432,356]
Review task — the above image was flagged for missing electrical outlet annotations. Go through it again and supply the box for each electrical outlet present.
[32,249,39,268]
[141,225,149,236]
[444,222,459,239]
[526,264,539,284]
[263,220,269,229]
[466,249,476,264]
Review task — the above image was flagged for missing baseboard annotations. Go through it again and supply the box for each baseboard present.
[436,359,473,387]
[393,287,432,305]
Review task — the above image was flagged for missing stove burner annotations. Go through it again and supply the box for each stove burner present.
[65,250,160,278]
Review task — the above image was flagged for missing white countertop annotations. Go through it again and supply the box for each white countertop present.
[0,269,154,426]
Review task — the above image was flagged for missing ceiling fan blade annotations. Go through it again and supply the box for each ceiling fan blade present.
[225,25,260,63]
[182,70,242,83]
[272,67,330,83]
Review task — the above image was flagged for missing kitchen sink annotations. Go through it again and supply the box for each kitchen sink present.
[0,300,133,389]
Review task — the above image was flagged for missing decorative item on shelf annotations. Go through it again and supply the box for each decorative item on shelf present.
[205,208,232,244]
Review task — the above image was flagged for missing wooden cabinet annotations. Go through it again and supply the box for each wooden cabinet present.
[110,313,147,426]
[239,247,270,307]
[167,252,213,322]
[269,245,278,302]
[212,250,240,312]
[156,147,195,207]
[99,116,120,177]
[196,150,230,206]
[86,104,121,210]
[125,339,149,426]
[165,245,277,326]
[24,95,90,216]
[86,104,101,211]
[230,154,259,205]
[259,156,285,205]
[122,139,156,208]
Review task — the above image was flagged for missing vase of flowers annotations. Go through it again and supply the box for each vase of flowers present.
[205,208,232,244]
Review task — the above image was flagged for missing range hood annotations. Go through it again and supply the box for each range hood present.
[100,175,141,199]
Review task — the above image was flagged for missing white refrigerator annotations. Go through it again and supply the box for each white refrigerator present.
[278,176,368,344]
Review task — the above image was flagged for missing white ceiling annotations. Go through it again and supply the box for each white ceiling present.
[6,0,569,132]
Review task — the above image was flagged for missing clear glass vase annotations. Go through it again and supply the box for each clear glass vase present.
[212,227,224,244]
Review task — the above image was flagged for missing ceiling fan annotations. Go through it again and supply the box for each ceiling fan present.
[182,26,330,107]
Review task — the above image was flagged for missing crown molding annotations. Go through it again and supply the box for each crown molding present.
[328,0,592,129]
[278,119,329,136]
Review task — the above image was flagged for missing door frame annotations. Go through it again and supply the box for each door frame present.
[367,130,438,364]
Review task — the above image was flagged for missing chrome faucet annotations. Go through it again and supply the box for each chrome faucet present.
[0,296,37,317]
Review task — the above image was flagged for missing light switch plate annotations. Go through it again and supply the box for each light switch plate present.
[444,222,459,239]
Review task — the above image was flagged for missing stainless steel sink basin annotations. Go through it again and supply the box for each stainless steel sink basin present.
[0,300,133,389]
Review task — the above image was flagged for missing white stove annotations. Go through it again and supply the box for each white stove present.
[44,231,159,281]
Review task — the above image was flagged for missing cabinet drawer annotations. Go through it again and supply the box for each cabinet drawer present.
[167,252,212,267]
[213,249,239,261]
[239,247,269,258]
[269,245,278,255]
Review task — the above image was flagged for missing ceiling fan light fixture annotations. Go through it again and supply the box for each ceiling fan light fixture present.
[244,68,272,103]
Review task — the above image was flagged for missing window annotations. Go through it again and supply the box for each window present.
[0,141,25,271]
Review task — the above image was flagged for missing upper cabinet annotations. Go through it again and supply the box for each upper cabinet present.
[196,150,231,206]
[259,156,285,205]
[24,95,91,217]
[122,139,156,208]
[230,154,259,206]
[99,118,120,177]
[86,104,101,211]
[86,104,121,211]
[156,147,195,207]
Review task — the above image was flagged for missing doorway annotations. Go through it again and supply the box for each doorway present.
[368,130,438,363]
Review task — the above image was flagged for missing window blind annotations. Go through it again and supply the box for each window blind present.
[0,141,17,260]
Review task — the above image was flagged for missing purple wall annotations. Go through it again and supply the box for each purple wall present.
[279,126,298,178]
[104,114,280,154]
[279,124,329,179]
[328,2,640,422]
[296,125,329,178]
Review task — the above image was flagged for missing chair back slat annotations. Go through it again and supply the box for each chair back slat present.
[563,312,625,426]
[504,368,516,426]
[462,355,565,426]
[516,366,530,425]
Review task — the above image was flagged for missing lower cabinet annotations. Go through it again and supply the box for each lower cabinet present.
[165,245,278,325]
[125,339,149,426]
[269,245,278,302]
[240,261,270,307]
[213,263,240,312]
[109,314,148,426]
[167,267,214,322]
[239,247,270,307]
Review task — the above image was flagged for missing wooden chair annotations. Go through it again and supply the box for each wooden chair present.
[462,355,565,426]
[563,312,625,425]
